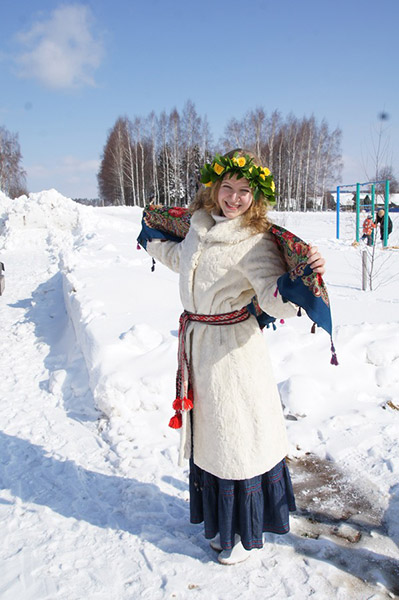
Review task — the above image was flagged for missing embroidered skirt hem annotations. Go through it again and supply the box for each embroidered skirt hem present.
[189,458,296,551]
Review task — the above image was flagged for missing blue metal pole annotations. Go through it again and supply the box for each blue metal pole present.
[383,180,390,247]
[336,186,340,239]
[371,184,375,216]
[371,184,375,245]
[356,183,360,242]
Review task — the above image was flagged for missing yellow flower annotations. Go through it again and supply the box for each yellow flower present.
[204,181,212,187]
[237,157,246,167]
[259,173,265,180]
[271,180,275,192]
[262,167,271,176]
[213,163,224,175]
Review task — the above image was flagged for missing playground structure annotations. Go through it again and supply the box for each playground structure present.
[335,180,390,246]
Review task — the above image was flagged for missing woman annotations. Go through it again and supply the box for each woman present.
[144,150,325,564]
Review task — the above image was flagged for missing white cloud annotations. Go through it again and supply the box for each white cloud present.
[27,164,50,177]
[28,155,100,177]
[27,155,100,197]
[61,155,100,173]
[15,4,103,89]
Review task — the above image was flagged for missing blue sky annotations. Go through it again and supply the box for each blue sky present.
[1,0,398,198]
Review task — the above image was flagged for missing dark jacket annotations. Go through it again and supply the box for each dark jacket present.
[376,214,393,238]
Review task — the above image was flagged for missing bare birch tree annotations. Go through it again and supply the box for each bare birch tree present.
[148,111,160,202]
[169,109,184,205]
[98,117,130,205]
[248,107,266,159]
[0,126,27,198]
[182,100,201,204]
[158,111,170,205]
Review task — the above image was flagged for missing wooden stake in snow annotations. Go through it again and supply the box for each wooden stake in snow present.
[362,250,367,291]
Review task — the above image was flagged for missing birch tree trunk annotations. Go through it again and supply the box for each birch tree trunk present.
[267,110,280,174]
[303,117,314,211]
[312,121,327,209]
[169,109,182,205]
[249,107,266,159]
[149,111,159,203]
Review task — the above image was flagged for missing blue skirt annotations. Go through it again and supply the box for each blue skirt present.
[189,458,296,550]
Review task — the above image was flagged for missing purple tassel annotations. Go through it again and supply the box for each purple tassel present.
[137,243,141,250]
[330,339,338,365]
[273,286,278,298]
[280,319,285,324]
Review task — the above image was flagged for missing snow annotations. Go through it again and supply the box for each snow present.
[0,190,398,599]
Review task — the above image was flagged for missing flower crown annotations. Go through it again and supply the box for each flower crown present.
[200,152,276,204]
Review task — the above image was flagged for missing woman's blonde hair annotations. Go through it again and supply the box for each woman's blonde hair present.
[190,148,272,233]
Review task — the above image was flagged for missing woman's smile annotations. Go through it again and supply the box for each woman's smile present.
[217,175,253,219]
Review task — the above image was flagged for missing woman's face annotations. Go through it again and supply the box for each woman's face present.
[217,174,253,219]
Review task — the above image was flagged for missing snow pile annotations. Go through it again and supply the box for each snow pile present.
[0,189,81,234]
[57,205,181,439]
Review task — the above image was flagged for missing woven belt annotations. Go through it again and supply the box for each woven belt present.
[169,307,251,429]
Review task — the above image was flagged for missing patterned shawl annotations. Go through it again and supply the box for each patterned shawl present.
[137,205,337,365]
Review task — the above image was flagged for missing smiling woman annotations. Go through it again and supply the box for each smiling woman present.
[140,148,327,566]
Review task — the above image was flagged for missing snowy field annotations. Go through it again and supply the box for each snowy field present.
[0,190,398,600]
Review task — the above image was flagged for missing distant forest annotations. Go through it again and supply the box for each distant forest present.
[97,100,343,211]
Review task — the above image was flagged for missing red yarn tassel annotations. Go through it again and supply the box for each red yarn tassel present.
[172,397,182,411]
[183,396,193,411]
[280,319,285,325]
[173,395,193,411]
[169,413,182,429]
[137,243,141,250]
[273,286,278,298]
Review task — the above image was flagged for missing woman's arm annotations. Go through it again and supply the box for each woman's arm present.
[238,234,298,319]
[146,239,182,273]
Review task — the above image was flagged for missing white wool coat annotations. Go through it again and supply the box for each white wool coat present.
[147,209,297,480]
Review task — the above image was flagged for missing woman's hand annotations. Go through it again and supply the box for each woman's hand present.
[307,245,326,276]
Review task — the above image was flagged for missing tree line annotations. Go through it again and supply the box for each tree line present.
[97,101,343,211]
[0,126,27,198]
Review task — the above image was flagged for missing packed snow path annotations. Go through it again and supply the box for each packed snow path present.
[0,192,398,599]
